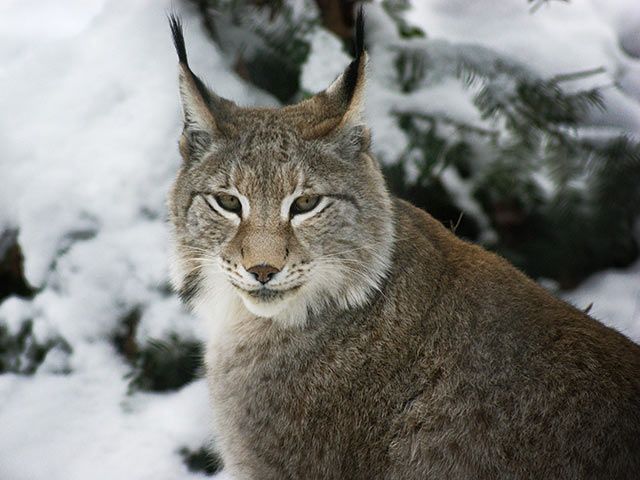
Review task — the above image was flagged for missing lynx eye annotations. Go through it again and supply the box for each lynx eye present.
[215,194,241,214]
[291,195,321,216]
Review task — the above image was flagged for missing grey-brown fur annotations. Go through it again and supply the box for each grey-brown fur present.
[167,12,640,479]
[207,204,640,479]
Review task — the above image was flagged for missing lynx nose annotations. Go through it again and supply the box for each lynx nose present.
[247,264,280,284]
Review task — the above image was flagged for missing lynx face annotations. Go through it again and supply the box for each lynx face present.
[167,17,393,327]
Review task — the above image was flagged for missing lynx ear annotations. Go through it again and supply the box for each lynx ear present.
[168,15,235,159]
[288,7,368,141]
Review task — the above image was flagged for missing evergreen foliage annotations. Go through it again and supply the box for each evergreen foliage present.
[0,320,71,374]
[127,333,204,393]
[195,0,317,102]
[0,229,34,302]
[110,306,204,393]
[180,445,224,476]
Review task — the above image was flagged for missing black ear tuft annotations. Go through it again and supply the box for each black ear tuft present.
[168,14,188,65]
[354,5,365,61]
[344,5,366,104]
[168,14,213,110]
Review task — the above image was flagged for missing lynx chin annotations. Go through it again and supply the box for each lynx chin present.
[167,10,640,480]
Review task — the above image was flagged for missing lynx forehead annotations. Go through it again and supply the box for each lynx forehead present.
[166,14,393,328]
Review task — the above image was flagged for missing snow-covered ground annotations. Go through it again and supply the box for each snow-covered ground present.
[0,1,639,479]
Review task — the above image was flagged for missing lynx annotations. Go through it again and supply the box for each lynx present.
[167,11,640,480]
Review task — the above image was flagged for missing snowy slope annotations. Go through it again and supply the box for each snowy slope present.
[0,1,639,479]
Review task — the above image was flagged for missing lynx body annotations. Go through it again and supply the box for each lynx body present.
[167,13,640,479]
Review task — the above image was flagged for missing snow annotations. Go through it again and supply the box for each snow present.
[301,28,352,93]
[0,0,639,479]
[0,359,213,480]
[566,260,640,342]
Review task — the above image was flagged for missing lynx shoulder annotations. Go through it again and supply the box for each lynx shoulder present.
[167,11,640,479]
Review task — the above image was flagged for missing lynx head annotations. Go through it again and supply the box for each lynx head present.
[167,11,394,328]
